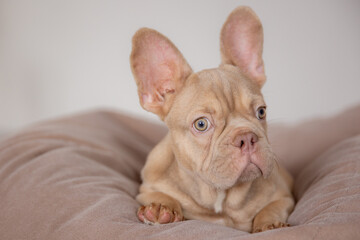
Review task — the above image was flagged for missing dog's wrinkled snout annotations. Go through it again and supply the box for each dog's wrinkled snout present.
[234,132,258,153]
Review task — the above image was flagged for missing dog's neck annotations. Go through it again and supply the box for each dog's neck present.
[174,159,224,212]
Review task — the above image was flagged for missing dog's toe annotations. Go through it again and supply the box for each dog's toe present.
[252,221,290,233]
[137,203,184,225]
[158,205,173,223]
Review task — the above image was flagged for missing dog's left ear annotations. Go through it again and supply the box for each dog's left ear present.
[220,6,266,87]
[130,28,192,119]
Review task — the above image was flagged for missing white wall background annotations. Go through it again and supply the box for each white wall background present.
[1,0,359,133]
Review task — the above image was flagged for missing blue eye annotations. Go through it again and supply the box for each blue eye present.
[193,118,209,131]
[256,107,266,120]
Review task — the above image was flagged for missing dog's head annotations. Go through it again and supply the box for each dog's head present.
[130,7,276,189]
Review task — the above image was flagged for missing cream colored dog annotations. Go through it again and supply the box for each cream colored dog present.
[130,6,294,233]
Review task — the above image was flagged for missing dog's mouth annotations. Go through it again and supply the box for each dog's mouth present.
[249,155,264,174]
[250,162,263,175]
[232,146,275,184]
[236,159,263,183]
[202,133,275,188]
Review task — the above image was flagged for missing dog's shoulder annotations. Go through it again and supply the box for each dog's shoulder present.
[141,133,175,182]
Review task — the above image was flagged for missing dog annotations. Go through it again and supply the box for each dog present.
[130,6,294,233]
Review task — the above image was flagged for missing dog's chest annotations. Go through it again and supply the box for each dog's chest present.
[213,181,269,216]
[214,190,226,213]
[196,181,254,214]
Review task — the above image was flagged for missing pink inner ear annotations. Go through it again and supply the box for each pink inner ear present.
[221,7,265,86]
[131,28,192,116]
[134,35,180,107]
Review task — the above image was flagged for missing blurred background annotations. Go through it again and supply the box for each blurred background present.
[1,0,359,136]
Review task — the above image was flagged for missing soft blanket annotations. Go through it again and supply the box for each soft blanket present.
[0,106,360,239]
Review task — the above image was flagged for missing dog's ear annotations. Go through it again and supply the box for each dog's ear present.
[130,28,192,119]
[220,6,266,87]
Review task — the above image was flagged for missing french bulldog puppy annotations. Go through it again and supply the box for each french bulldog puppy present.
[130,6,294,233]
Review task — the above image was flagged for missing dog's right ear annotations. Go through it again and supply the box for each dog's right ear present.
[220,6,266,88]
[130,28,192,119]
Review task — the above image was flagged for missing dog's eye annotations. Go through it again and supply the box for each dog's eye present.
[256,107,266,120]
[193,118,209,132]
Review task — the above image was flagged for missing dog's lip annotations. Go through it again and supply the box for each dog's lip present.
[244,153,265,176]
[250,154,274,178]
[237,154,264,176]
[250,161,263,175]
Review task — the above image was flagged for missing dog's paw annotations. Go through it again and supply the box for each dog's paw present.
[137,203,184,225]
[252,222,290,233]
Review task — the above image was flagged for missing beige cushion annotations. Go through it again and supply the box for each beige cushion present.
[0,106,359,239]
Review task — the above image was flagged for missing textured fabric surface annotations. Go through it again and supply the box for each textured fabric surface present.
[0,107,360,240]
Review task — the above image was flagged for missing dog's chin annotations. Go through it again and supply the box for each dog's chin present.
[207,163,263,189]
[236,163,262,183]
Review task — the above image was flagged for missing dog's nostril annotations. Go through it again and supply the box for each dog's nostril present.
[251,134,258,145]
[234,132,258,151]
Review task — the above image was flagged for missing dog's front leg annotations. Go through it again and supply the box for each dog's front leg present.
[136,192,184,225]
[252,196,294,233]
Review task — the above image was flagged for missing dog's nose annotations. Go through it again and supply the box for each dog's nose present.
[234,132,258,153]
